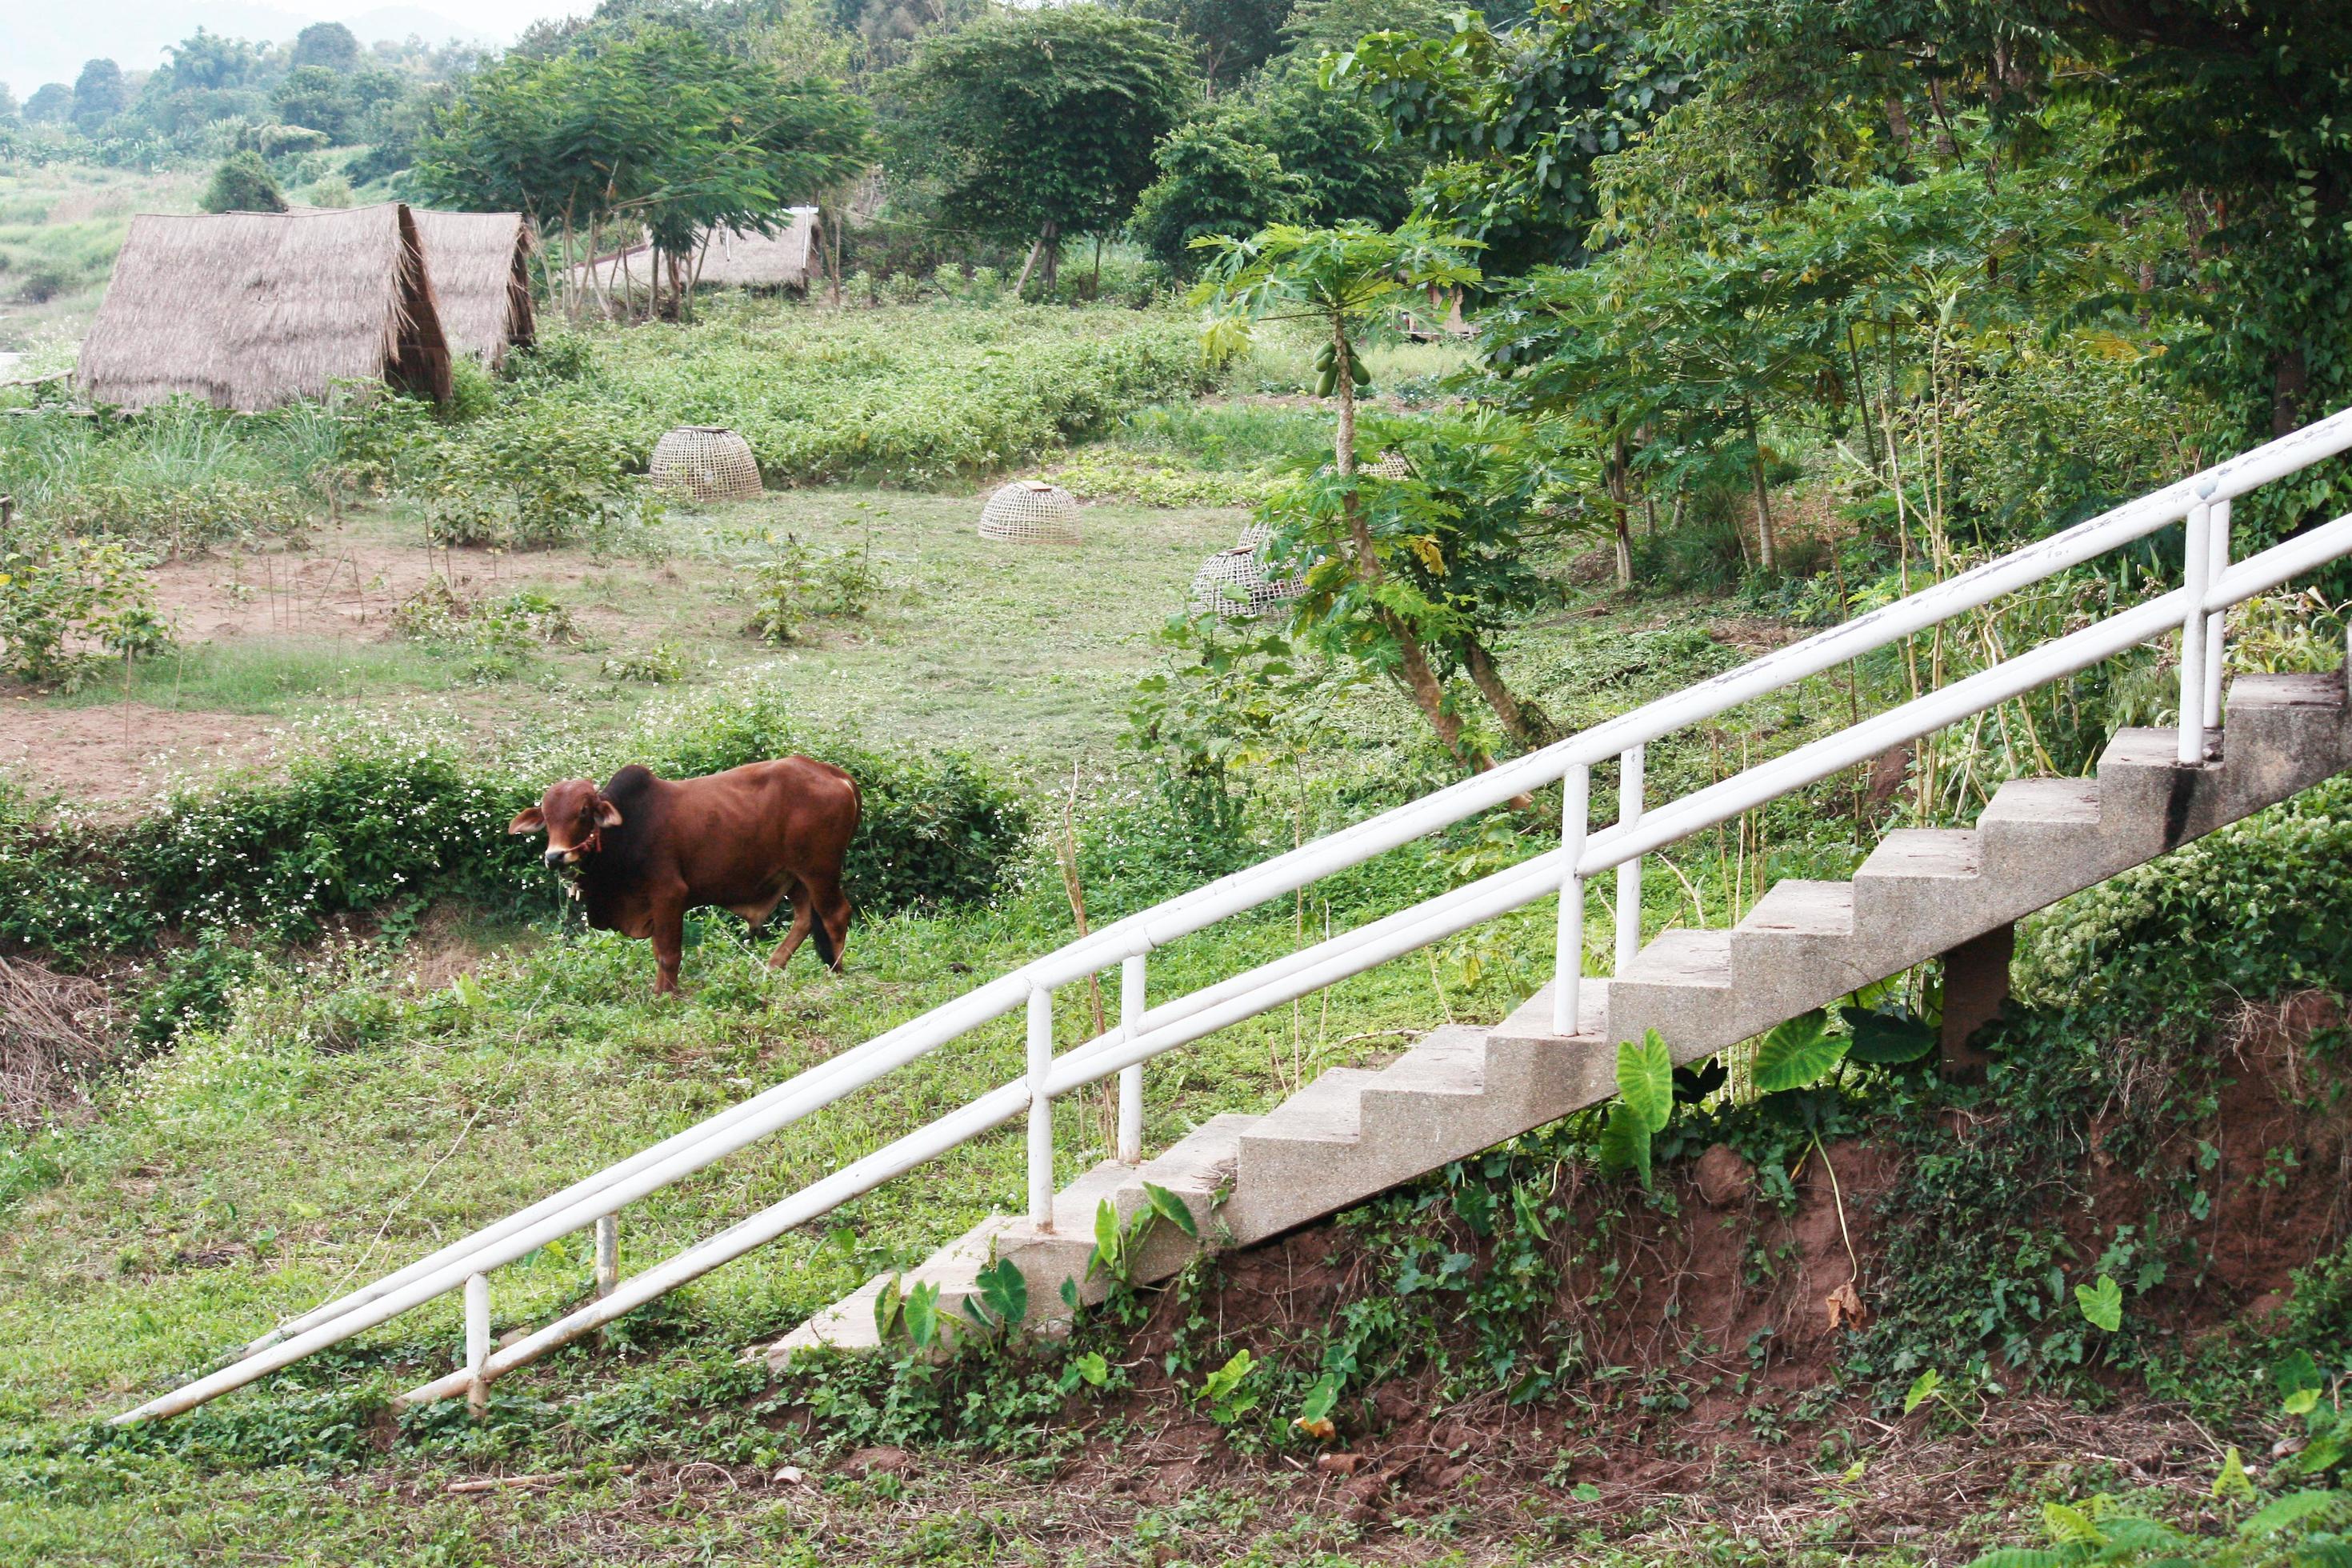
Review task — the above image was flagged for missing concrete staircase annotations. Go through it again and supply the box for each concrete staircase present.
[766,673,2352,1363]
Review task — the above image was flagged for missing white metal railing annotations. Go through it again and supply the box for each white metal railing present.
[115,407,2352,1423]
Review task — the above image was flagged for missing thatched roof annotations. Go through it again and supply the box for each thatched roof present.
[696,209,821,290]
[571,207,822,298]
[410,209,535,366]
[77,203,452,412]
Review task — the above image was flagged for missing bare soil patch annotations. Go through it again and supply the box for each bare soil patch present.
[0,698,285,805]
[146,533,596,645]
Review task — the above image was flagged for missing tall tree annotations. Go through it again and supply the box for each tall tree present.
[415,26,868,320]
[69,59,127,133]
[1130,118,1303,274]
[1333,2,1691,277]
[882,6,1195,291]
[22,85,73,125]
[290,22,363,73]
[1117,0,1290,94]
[1194,222,1514,770]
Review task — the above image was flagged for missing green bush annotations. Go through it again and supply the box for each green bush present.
[0,530,174,686]
[418,407,661,550]
[0,705,1033,960]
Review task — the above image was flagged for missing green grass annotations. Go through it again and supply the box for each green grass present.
[0,163,202,353]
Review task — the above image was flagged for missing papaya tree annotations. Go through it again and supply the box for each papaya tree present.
[1196,222,1541,772]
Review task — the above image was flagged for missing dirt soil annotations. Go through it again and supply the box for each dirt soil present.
[0,697,286,805]
[735,998,2349,1562]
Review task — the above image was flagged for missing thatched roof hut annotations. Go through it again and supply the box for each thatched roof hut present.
[410,209,534,366]
[570,207,823,301]
[76,203,452,412]
[695,209,822,290]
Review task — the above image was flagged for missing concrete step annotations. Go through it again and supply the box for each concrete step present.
[763,671,2352,1371]
[1606,928,1733,1055]
[1729,880,1866,1029]
[1852,828,1984,966]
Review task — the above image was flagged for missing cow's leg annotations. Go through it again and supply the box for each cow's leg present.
[767,878,815,972]
[650,898,687,996]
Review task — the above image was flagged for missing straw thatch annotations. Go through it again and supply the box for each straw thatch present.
[570,208,822,299]
[695,209,821,290]
[410,209,535,366]
[77,203,452,411]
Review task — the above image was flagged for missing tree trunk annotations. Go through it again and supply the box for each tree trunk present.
[1744,399,1778,573]
[2274,345,2309,437]
[1462,636,1550,748]
[1609,434,1634,586]
[1330,318,1508,784]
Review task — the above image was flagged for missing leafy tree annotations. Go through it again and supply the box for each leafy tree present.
[22,85,73,125]
[0,85,18,125]
[1130,119,1302,274]
[415,26,869,319]
[1239,55,1418,228]
[203,151,288,214]
[165,28,273,92]
[290,22,363,73]
[1118,0,1290,93]
[274,66,356,141]
[1333,2,1691,276]
[70,60,128,133]
[883,6,1195,291]
[1196,222,1524,770]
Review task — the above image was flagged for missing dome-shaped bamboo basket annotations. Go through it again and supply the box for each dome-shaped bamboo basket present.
[979,479,1082,544]
[649,426,763,503]
[1190,544,1304,620]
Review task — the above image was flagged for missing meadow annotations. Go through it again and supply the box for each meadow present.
[2,256,2350,1566]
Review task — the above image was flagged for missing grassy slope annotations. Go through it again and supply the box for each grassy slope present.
[38,488,1242,773]
[0,571,1848,1565]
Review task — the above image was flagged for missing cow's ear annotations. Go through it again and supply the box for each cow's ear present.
[508,806,545,835]
[594,798,624,829]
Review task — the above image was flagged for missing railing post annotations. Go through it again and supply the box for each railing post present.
[1026,982,1054,1230]
[463,1271,489,1418]
[2178,501,2214,764]
[2203,497,2232,734]
[1117,954,1145,1164]
[1614,746,1644,974]
[1552,762,1590,1038]
[594,1214,618,1298]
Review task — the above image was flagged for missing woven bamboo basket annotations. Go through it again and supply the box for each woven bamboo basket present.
[649,426,762,503]
[1190,544,1305,619]
[979,479,1082,544]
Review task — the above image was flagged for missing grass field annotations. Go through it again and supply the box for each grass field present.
[4,232,2340,1566]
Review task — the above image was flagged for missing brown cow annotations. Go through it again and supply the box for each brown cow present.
[510,758,860,994]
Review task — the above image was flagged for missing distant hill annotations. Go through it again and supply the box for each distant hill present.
[5,1,500,100]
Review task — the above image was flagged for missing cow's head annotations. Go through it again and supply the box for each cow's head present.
[510,779,623,868]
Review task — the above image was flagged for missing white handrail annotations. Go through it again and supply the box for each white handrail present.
[118,406,2352,1424]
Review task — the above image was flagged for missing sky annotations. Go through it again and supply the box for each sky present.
[3,0,598,98]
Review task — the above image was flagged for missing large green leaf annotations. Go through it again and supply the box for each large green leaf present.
[1615,1030,1674,1134]
[2241,1491,2342,1536]
[1142,1180,1200,1239]
[1598,1102,1654,1190]
[902,1278,941,1350]
[2074,1273,2122,1333]
[1841,1006,1938,1066]
[1753,1010,1847,1093]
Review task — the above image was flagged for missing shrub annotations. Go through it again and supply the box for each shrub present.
[418,409,660,550]
[0,705,1033,960]
[202,151,286,214]
[743,536,881,646]
[0,531,174,687]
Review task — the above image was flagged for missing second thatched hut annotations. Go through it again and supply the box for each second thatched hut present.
[409,209,535,366]
[76,203,452,412]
